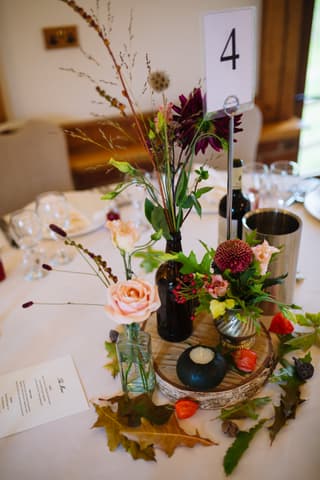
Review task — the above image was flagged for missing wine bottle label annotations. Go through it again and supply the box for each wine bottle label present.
[218,216,239,244]
[232,166,242,190]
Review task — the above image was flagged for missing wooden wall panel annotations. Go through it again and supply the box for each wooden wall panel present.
[0,84,7,123]
[257,0,314,123]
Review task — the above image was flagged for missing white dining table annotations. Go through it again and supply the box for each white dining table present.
[0,188,320,480]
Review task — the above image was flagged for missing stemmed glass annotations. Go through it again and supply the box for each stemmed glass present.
[242,162,270,209]
[270,160,300,207]
[125,175,151,233]
[36,191,73,265]
[9,209,46,280]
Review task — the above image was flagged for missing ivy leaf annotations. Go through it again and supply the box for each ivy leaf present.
[219,397,271,421]
[92,403,156,461]
[223,419,266,476]
[122,414,217,458]
[104,341,119,378]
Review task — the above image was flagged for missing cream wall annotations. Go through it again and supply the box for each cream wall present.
[0,0,261,123]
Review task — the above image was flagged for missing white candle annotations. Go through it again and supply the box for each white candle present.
[189,346,215,365]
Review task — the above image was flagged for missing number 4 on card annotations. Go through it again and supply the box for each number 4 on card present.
[220,28,240,70]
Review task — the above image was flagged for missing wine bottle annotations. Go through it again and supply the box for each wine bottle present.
[218,158,251,243]
[156,231,193,342]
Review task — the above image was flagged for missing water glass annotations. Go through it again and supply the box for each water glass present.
[242,162,269,209]
[9,209,46,280]
[270,160,300,207]
[36,191,73,265]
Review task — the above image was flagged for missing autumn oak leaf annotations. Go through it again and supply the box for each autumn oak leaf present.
[121,414,217,457]
[104,341,119,378]
[92,403,156,461]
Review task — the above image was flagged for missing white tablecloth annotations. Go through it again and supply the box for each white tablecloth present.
[0,194,320,480]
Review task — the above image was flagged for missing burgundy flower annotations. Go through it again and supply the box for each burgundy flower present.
[172,88,242,154]
[214,239,253,274]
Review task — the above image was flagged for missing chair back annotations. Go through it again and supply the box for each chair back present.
[0,120,74,216]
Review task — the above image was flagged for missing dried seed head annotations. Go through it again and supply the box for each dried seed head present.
[49,224,67,237]
[222,420,239,437]
[148,70,170,93]
[22,301,34,309]
[42,264,52,271]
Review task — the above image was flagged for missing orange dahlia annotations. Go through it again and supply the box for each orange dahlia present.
[214,239,253,274]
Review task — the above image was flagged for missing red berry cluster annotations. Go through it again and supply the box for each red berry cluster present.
[106,210,120,221]
[172,273,197,304]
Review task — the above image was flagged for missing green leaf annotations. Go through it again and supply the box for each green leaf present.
[150,229,163,241]
[194,166,209,180]
[284,332,318,352]
[219,397,271,421]
[194,186,213,199]
[223,419,266,475]
[295,312,320,327]
[104,341,119,378]
[101,190,120,200]
[144,197,154,224]
[181,194,193,209]
[109,158,138,175]
[175,170,188,206]
[191,193,202,216]
[150,207,171,239]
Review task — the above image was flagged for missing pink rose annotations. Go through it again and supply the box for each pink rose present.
[106,220,139,252]
[104,278,161,325]
[251,240,280,275]
[205,274,229,298]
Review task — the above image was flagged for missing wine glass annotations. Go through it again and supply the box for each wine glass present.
[242,162,269,209]
[9,209,46,280]
[125,175,151,233]
[270,160,300,207]
[36,191,73,265]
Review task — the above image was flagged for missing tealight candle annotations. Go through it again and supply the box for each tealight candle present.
[189,346,215,364]
[176,345,227,390]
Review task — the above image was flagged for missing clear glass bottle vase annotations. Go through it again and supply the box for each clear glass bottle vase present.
[116,323,155,394]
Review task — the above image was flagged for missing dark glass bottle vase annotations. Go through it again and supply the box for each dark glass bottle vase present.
[156,232,193,342]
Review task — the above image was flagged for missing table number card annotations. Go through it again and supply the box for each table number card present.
[0,355,89,439]
[203,7,256,114]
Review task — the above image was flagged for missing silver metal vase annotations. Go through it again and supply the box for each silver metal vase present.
[215,309,257,350]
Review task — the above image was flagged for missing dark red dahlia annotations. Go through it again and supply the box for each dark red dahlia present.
[171,88,242,155]
[214,239,253,274]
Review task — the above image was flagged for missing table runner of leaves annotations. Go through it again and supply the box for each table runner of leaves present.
[98,312,320,475]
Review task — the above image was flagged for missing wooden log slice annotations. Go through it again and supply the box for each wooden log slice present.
[145,313,275,410]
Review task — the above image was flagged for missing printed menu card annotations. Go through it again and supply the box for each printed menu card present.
[0,355,89,439]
